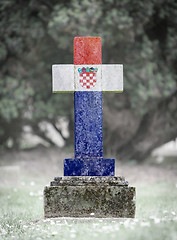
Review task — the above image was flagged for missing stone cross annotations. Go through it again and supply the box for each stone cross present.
[44,37,135,219]
[52,37,123,176]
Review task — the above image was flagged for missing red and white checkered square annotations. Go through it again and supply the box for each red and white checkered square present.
[79,72,97,89]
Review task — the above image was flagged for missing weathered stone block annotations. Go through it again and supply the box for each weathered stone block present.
[44,176,136,218]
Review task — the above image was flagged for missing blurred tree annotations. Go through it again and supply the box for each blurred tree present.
[0,0,176,161]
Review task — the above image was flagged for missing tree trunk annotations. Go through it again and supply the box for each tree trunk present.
[103,90,177,161]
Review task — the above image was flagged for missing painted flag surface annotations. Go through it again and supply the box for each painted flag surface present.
[79,72,97,89]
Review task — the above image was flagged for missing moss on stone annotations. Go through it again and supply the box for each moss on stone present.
[44,176,136,218]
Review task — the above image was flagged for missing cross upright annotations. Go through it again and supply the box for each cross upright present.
[52,37,123,176]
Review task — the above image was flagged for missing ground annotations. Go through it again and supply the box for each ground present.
[0,147,177,240]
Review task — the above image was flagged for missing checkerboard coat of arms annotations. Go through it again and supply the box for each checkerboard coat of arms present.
[78,67,98,89]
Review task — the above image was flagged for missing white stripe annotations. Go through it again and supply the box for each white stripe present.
[52,65,74,92]
[102,65,123,92]
[52,64,123,92]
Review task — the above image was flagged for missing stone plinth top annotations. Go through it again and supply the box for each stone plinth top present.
[50,176,129,186]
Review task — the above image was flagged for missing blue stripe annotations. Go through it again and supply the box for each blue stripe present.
[74,91,103,159]
[64,91,115,176]
[64,158,115,176]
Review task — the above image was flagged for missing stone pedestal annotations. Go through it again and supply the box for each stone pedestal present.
[44,176,136,218]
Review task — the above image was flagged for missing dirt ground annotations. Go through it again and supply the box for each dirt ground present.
[0,146,177,186]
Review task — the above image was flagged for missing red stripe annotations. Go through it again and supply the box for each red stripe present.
[74,37,102,65]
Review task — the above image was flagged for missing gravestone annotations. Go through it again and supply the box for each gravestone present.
[44,37,136,218]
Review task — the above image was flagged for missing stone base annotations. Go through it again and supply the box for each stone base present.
[44,176,136,218]
[44,177,135,218]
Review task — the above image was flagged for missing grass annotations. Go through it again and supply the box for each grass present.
[0,147,177,240]
[0,178,177,240]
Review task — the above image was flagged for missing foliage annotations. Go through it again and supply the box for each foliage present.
[0,0,176,159]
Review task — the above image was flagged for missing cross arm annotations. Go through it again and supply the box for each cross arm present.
[52,64,123,92]
[102,65,123,92]
[52,64,74,93]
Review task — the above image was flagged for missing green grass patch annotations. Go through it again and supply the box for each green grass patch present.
[0,180,177,239]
